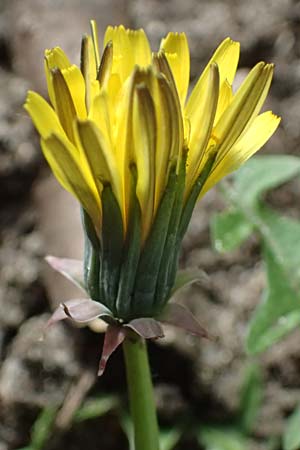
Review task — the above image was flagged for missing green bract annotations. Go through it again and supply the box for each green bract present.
[81,155,215,322]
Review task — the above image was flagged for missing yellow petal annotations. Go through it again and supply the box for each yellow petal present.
[151,75,172,208]
[44,47,71,69]
[203,111,281,194]
[114,69,138,223]
[132,83,156,240]
[61,65,87,119]
[90,19,101,68]
[80,35,99,111]
[127,28,152,67]
[214,79,233,124]
[185,63,219,193]
[113,66,183,226]
[152,53,184,172]
[41,133,101,232]
[97,40,113,89]
[24,90,65,138]
[106,73,122,128]
[51,68,77,142]
[152,51,178,102]
[44,47,71,108]
[160,32,190,106]
[226,111,281,169]
[213,62,274,159]
[158,75,183,171]
[104,25,132,82]
[186,38,239,121]
[136,69,172,209]
[104,25,151,83]
[74,119,122,214]
[153,73,183,208]
[45,49,87,120]
[89,91,112,146]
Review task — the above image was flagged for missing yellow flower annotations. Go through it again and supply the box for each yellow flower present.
[24,22,280,323]
[24,22,280,242]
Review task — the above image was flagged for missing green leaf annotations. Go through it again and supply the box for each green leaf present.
[30,406,58,450]
[257,207,300,293]
[198,426,250,450]
[119,413,134,450]
[74,395,119,422]
[215,155,300,354]
[237,364,263,433]
[160,428,182,450]
[120,413,181,450]
[266,436,281,450]
[231,155,300,208]
[283,405,300,450]
[211,208,254,252]
[247,242,300,354]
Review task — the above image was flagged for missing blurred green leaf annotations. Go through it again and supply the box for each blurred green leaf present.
[15,406,58,450]
[120,413,134,450]
[230,155,300,208]
[237,364,263,433]
[23,406,58,450]
[74,395,119,422]
[247,236,300,354]
[257,206,300,293]
[198,426,250,450]
[213,155,300,354]
[283,405,300,450]
[246,205,300,353]
[160,428,182,450]
[266,436,281,450]
[217,156,300,254]
[120,412,181,450]
[211,208,253,252]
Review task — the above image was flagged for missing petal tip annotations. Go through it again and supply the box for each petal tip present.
[45,254,55,264]
[23,90,37,108]
[97,360,106,377]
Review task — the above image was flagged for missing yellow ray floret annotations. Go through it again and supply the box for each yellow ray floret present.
[160,32,190,106]
[41,134,101,231]
[202,111,281,194]
[25,22,280,243]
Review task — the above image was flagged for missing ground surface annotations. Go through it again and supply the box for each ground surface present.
[0,0,300,449]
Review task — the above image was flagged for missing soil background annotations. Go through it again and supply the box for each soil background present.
[0,0,300,449]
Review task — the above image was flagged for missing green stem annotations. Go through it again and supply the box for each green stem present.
[123,336,160,450]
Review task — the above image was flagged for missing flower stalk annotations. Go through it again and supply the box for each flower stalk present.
[123,336,160,450]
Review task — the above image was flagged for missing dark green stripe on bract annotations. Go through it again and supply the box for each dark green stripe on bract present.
[99,184,124,313]
[81,208,101,301]
[154,152,187,311]
[115,166,142,320]
[81,207,100,250]
[178,153,216,240]
[131,165,178,317]
[160,153,217,310]
[86,247,101,301]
